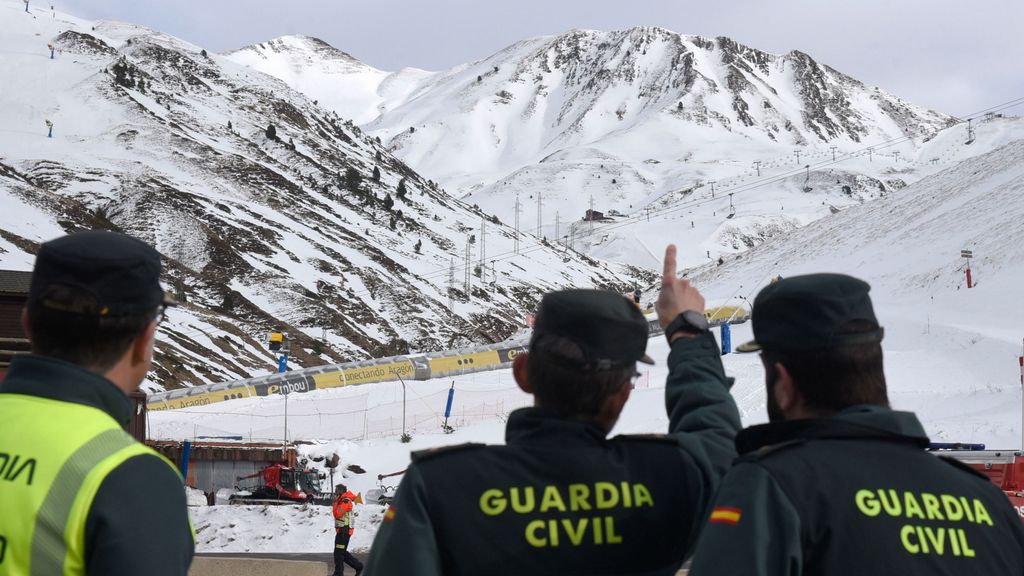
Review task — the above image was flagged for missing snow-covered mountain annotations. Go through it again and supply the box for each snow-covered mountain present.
[226,28,973,247]
[0,1,649,390]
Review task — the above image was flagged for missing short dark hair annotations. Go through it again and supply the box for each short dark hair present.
[761,320,888,413]
[28,285,154,373]
[527,335,633,421]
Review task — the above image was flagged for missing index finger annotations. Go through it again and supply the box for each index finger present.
[662,244,677,285]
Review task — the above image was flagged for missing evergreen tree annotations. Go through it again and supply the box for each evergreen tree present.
[227,120,233,131]
[375,150,382,161]
[396,178,408,198]
[414,239,422,254]
[112,59,129,88]
[136,78,145,93]
[345,167,362,192]
[389,215,397,230]
[200,49,208,57]
[265,123,277,140]
[383,193,394,210]
[372,166,381,182]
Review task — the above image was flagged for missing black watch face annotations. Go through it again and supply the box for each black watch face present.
[683,310,709,331]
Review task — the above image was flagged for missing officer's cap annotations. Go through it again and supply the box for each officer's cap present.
[531,289,654,371]
[29,230,176,317]
[737,273,883,353]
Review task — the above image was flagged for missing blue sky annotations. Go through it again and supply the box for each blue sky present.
[55,0,1024,117]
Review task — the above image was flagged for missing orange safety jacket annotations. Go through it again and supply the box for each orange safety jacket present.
[333,491,356,535]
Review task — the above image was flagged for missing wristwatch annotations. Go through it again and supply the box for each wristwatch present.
[664,310,710,342]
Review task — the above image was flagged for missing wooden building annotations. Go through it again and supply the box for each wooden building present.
[0,270,32,381]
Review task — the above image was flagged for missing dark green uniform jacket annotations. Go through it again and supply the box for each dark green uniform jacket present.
[0,355,194,575]
[365,332,742,576]
[690,405,1024,576]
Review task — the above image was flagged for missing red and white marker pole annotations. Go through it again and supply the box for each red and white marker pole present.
[961,249,974,289]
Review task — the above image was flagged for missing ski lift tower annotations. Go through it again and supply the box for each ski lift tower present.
[45,119,53,138]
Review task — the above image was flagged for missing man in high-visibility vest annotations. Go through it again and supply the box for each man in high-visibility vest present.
[332,488,363,576]
[0,231,194,575]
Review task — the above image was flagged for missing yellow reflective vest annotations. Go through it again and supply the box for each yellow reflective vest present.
[0,393,179,575]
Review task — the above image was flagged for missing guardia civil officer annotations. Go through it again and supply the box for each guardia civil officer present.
[0,231,194,575]
[689,274,1024,576]
[364,245,742,575]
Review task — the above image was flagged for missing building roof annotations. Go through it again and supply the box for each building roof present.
[0,270,32,295]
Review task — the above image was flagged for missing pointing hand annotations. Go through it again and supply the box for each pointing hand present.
[655,244,705,328]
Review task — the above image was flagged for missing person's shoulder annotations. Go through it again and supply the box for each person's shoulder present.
[612,433,680,447]
[935,455,1002,484]
[737,439,807,463]
[109,452,185,492]
[411,442,488,464]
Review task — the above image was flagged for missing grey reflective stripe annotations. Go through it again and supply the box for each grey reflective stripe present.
[31,428,135,576]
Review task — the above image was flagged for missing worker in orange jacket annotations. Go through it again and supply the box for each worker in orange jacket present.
[332,489,363,576]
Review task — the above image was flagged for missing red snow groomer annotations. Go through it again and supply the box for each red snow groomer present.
[231,463,333,505]
[929,443,1024,519]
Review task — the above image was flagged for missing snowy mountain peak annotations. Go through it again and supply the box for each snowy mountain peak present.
[226,35,373,72]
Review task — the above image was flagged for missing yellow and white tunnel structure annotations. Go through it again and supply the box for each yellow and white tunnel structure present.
[147,306,748,411]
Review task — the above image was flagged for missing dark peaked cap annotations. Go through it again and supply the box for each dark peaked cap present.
[737,273,883,353]
[30,230,176,317]
[531,289,654,371]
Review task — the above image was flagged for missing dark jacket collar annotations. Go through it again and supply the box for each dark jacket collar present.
[505,407,609,448]
[0,354,130,427]
[736,404,930,455]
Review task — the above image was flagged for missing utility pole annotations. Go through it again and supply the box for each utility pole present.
[479,217,486,282]
[536,190,543,237]
[794,150,802,164]
[868,147,874,162]
[966,119,975,143]
[447,257,455,311]
[893,151,900,163]
[588,196,594,235]
[1019,338,1024,449]
[490,260,496,287]
[464,237,472,297]
[555,211,560,246]
[709,181,716,198]
[753,161,762,176]
[830,146,838,161]
[513,195,521,255]
[805,165,810,180]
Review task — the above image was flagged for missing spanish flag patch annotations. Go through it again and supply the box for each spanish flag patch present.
[709,507,742,525]
[383,505,397,522]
